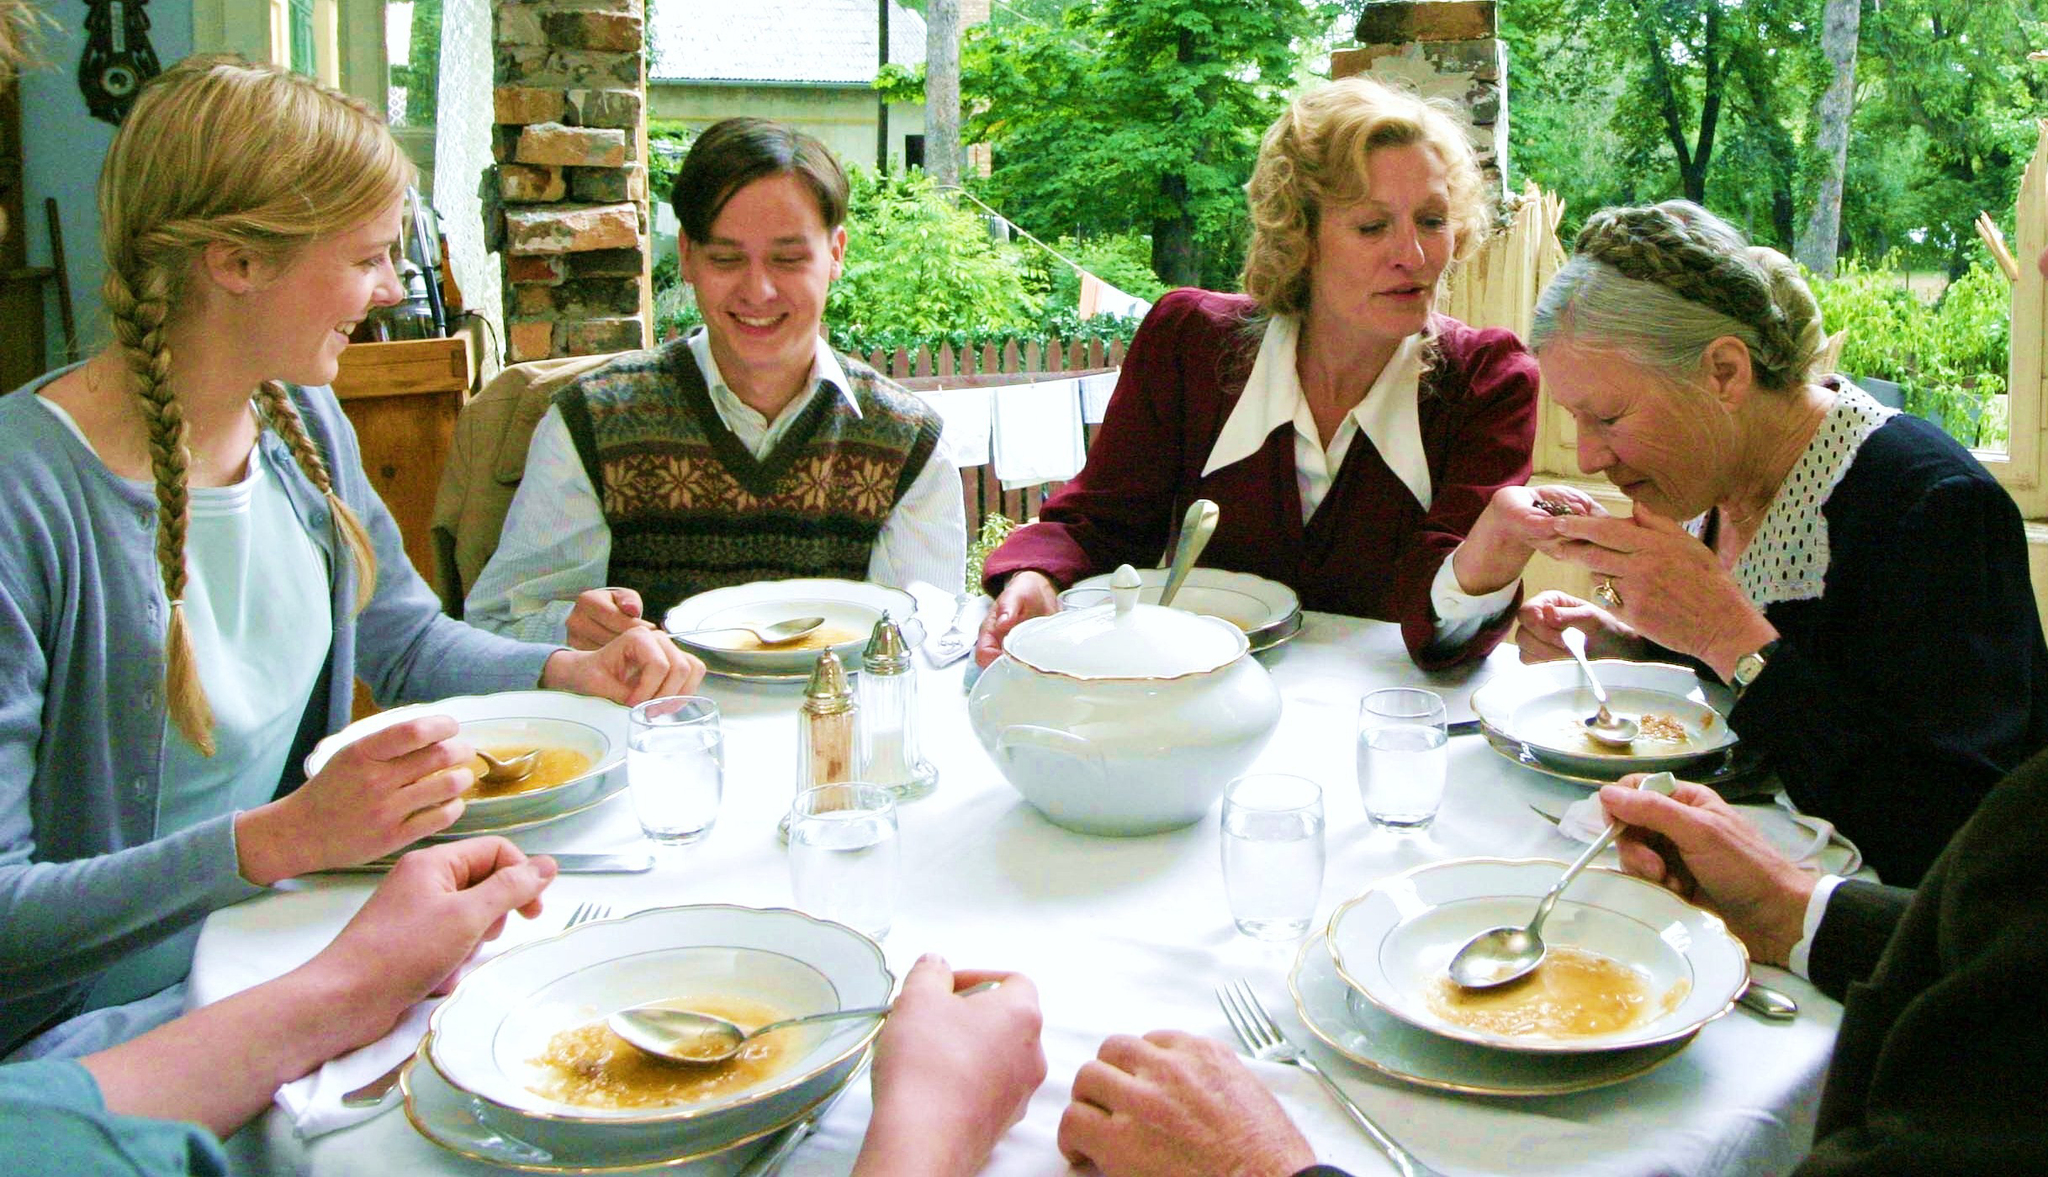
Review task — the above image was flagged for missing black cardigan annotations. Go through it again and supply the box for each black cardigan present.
[1723,412,2048,886]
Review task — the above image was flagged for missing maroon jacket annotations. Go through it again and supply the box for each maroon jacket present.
[982,288,1539,669]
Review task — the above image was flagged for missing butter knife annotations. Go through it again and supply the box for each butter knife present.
[314,852,653,875]
[737,1061,867,1176]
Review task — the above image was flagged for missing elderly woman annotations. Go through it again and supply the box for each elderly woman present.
[973,77,1540,669]
[1474,200,2048,885]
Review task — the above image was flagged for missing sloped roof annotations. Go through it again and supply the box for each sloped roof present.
[651,0,928,86]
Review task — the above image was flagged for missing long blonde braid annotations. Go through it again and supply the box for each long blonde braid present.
[253,382,377,613]
[103,257,216,754]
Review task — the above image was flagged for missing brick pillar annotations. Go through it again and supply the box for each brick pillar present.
[492,0,652,361]
[1332,1,1506,209]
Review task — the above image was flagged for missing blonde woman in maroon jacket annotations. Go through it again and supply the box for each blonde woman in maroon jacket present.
[975,77,1559,670]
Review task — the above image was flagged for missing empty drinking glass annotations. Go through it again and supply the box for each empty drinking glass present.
[787,783,900,940]
[1220,773,1325,940]
[1357,688,1449,830]
[627,696,723,845]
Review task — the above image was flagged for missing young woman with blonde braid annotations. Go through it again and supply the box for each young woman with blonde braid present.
[0,55,704,1060]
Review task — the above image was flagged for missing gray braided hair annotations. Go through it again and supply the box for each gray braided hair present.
[1530,201,1824,392]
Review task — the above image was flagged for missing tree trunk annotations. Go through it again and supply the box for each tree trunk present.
[1153,171,1200,286]
[1796,0,1860,277]
[925,0,960,186]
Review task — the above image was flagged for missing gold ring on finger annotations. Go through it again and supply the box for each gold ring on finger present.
[1593,578,1623,610]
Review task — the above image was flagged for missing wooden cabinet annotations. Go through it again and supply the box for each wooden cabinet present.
[332,335,475,583]
[333,336,475,719]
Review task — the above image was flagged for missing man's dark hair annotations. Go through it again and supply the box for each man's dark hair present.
[671,117,849,244]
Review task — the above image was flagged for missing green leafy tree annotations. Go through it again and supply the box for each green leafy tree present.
[1849,0,2048,273]
[826,167,1041,345]
[963,0,1328,288]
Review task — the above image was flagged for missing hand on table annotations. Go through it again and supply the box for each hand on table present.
[854,956,1045,1177]
[313,838,558,1048]
[1546,504,1778,680]
[80,838,559,1137]
[1453,485,1610,597]
[1514,590,1646,664]
[542,625,706,706]
[1058,1029,1316,1177]
[974,570,1059,668]
[1599,774,1815,967]
[566,587,653,651]
[235,715,476,884]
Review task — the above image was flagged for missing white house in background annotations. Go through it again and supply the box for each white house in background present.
[648,0,929,175]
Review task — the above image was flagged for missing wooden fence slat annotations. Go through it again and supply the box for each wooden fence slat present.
[891,346,911,379]
[938,342,956,378]
[914,345,934,378]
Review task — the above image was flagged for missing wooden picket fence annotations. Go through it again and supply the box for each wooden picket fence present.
[882,336,1128,537]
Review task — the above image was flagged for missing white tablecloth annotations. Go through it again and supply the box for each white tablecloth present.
[190,609,1841,1177]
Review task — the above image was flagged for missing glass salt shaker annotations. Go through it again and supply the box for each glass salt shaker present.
[858,614,937,802]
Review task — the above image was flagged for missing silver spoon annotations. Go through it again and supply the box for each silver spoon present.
[1447,772,1679,989]
[1560,627,1639,747]
[474,749,540,785]
[669,616,827,646]
[609,981,1000,1065]
[1156,499,1220,608]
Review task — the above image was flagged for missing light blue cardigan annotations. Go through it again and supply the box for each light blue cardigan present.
[0,372,557,1052]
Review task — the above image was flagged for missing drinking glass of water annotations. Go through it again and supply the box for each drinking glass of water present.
[627,696,723,845]
[1220,773,1325,940]
[1357,688,1449,831]
[788,783,900,941]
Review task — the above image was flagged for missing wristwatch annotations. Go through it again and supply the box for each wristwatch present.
[1731,639,1780,698]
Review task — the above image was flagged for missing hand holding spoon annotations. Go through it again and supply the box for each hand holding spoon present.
[610,981,1001,1065]
[1447,772,1679,989]
[669,616,827,646]
[1561,627,1639,747]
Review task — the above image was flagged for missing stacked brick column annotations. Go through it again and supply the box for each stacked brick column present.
[1333,1,1507,209]
[493,0,652,360]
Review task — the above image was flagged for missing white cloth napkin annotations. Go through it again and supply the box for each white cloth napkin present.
[992,377,1085,490]
[275,1001,438,1139]
[915,385,994,468]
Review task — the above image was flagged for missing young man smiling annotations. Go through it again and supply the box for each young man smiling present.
[467,119,963,648]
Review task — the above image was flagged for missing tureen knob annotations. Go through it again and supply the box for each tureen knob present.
[1110,564,1143,617]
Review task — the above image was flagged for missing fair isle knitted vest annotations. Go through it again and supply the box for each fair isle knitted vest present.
[555,339,942,614]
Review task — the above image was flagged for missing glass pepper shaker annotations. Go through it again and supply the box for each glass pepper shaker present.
[858,614,937,802]
[784,648,859,841]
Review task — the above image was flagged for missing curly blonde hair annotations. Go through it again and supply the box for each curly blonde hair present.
[1241,76,1490,319]
[100,55,412,754]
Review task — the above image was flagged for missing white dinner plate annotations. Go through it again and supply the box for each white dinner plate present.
[402,1035,846,1173]
[1288,933,1692,1096]
[428,905,891,1135]
[1326,858,1748,1054]
[1470,660,1737,779]
[304,691,628,836]
[1059,567,1302,651]
[663,579,918,680]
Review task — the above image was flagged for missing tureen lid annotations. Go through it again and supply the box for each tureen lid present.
[1004,564,1249,680]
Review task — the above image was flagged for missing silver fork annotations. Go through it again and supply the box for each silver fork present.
[563,900,612,928]
[1216,978,1445,1177]
[340,900,615,1108]
[927,593,980,665]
